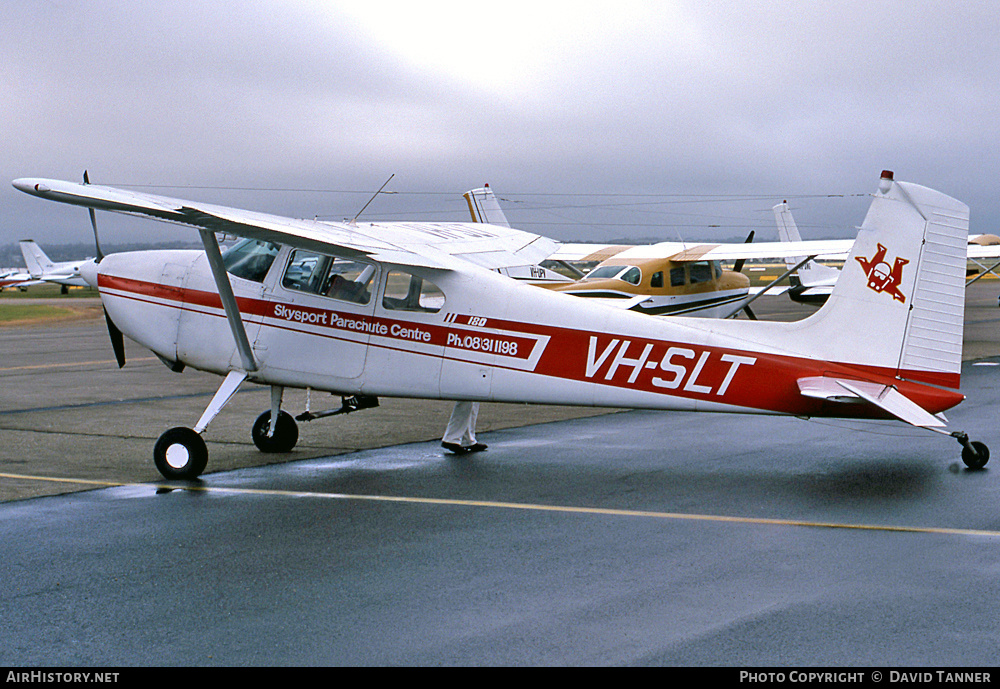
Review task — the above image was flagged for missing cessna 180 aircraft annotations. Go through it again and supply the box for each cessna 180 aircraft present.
[13,170,990,480]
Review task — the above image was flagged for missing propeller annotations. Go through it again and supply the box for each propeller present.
[104,307,126,368]
[82,171,123,366]
[732,230,756,319]
[731,230,754,274]
[82,170,104,262]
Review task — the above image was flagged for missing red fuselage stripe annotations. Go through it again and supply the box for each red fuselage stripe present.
[97,273,965,417]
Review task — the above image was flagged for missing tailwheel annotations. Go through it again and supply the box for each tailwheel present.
[252,410,299,453]
[961,441,990,471]
[154,427,208,480]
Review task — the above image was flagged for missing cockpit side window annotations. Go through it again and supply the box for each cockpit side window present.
[382,270,445,313]
[282,249,375,305]
[222,238,281,283]
[620,266,641,285]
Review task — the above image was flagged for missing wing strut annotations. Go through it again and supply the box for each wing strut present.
[720,254,818,319]
[198,229,258,373]
[965,257,1000,286]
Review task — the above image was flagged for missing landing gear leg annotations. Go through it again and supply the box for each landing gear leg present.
[152,370,247,480]
[953,431,990,470]
[251,385,299,453]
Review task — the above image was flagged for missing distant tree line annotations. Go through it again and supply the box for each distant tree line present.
[0,241,200,268]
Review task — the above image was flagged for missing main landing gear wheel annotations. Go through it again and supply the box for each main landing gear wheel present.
[252,410,299,453]
[153,427,208,480]
[961,441,990,471]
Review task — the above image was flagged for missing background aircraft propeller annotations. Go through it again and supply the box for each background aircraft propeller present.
[730,230,757,319]
[731,230,754,274]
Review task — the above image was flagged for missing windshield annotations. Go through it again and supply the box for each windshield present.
[222,238,281,283]
[583,265,624,280]
[583,264,640,285]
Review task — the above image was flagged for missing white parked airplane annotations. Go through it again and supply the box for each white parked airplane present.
[0,268,39,289]
[13,170,990,479]
[19,239,91,291]
[772,201,844,304]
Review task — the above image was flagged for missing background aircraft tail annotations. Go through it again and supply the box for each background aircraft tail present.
[794,171,968,389]
[463,186,510,227]
[772,202,841,288]
[19,240,55,278]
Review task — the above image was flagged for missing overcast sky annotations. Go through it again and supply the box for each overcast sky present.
[3,1,999,251]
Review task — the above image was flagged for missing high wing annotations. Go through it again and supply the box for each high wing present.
[551,239,854,263]
[13,179,557,271]
[553,229,1000,266]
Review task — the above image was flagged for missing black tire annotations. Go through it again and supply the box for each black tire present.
[252,410,299,453]
[153,427,208,480]
[962,441,990,470]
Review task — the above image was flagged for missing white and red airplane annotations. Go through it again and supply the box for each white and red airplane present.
[0,268,39,290]
[13,170,990,479]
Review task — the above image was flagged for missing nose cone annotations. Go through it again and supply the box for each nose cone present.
[79,258,100,288]
[720,269,751,290]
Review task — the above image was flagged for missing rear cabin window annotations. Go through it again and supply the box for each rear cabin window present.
[382,270,445,313]
[670,267,686,287]
[282,250,375,305]
[222,239,280,283]
[651,271,663,288]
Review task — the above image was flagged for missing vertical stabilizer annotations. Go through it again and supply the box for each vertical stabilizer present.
[773,202,841,287]
[464,185,510,227]
[799,171,968,388]
[19,240,55,277]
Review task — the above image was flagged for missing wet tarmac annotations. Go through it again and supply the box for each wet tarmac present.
[1,284,998,666]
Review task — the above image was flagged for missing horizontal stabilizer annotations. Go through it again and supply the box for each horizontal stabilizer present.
[797,376,946,428]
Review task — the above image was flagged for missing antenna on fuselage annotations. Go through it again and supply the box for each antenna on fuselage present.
[349,173,395,225]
